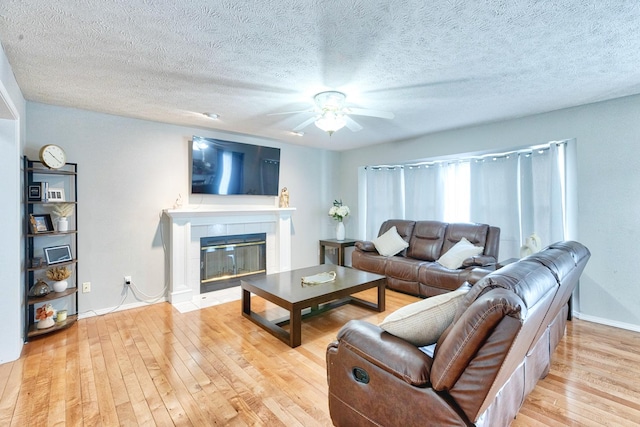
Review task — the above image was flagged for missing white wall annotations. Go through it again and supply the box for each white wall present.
[26,102,341,315]
[340,94,640,331]
[0,44,26,363]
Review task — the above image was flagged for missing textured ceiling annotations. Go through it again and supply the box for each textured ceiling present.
[1,1,640,151]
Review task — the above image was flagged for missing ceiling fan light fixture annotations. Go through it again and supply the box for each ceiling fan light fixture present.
[314,91,346,110]
[277,90,392,135]
[315,112,346,135]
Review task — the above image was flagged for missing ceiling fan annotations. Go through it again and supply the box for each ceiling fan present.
[271,91,395,136]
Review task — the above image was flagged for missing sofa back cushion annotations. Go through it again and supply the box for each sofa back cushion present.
[453,259,558,320]
[407,221,447,261]
[520,241,590,353]
[378,220,415,257]
[431,288,525,391]
[430,289,525,422]
[442,223,490,255]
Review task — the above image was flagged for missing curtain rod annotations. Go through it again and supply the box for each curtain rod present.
[365,140,568,170]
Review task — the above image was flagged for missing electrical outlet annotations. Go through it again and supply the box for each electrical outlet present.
[124,276,132,285]
[82,282,91,293]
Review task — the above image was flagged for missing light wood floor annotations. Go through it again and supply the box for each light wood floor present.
[1,288,639,426]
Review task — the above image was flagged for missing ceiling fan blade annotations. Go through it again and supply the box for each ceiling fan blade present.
[346,107,395,120]
[364,78,473,95]
[268,109,315,116]
[292,116,318,132]
[344,116,363,132]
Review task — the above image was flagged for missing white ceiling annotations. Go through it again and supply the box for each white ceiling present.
[1,1,640,151]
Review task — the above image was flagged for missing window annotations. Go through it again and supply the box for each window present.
[361,140,576,258]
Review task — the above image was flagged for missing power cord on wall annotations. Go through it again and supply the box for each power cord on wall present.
[78,285,129,318]
[77,211,172,318]
[126,279,168,302]
[79,277,169,318]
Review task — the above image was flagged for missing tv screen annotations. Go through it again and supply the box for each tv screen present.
[190,136,281,196]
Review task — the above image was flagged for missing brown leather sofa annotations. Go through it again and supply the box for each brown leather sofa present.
[352,220,501,297]
[327,241,590,426]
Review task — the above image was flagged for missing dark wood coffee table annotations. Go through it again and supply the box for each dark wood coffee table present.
[241,265,386,347]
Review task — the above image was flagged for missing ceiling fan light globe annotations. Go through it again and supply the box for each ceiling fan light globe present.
[315,113,346,134]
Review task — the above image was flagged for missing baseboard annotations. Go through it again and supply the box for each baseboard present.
[78,298,167,319]
[573,311,640,333]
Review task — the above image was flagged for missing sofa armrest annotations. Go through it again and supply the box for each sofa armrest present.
[467,267,493,284]
[333,320,433,386]
[355,240,377,252]
[462,254,497,267]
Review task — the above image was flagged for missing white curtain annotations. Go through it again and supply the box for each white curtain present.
[364,167,404,239]
[404,164,446,221]
[470,155,521,259]
[519,143,567,248]
[443,161,471,223]
[470,143,568,259]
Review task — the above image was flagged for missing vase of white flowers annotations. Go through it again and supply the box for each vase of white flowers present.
[328,199,350,240]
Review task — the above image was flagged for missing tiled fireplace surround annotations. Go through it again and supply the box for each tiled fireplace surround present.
[163,207,295,306]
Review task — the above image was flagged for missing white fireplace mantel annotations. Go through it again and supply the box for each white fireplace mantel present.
[163,206,295,304]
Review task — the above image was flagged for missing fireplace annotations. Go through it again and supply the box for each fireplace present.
[200,233,266,293]
[163,206,294,305]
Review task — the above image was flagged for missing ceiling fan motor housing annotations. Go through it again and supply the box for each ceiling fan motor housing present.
[314,91,347,112]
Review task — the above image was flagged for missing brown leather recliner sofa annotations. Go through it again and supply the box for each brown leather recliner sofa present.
[327,241,590,426]
[352,220,501,297]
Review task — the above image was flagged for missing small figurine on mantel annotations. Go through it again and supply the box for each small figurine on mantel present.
[173,194,183,209]
[279,187,290,208]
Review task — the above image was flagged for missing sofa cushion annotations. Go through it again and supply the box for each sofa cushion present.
[374,226,410,257]
[431,289,526,392]
[418,263,474,295]
[379,287,469,346]
[442,223,489,254]
[437,237,484,269]
[407,221,447,261]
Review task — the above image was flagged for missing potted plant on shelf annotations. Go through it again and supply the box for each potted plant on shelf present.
[46,266,72,292]
[50,202,74,232]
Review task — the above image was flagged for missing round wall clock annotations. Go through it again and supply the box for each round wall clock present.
[38,144,66,169]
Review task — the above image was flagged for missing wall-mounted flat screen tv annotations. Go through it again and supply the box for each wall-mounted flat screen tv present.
[190,136,281,196]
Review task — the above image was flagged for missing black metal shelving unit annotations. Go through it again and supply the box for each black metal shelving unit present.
[23,156,79,341]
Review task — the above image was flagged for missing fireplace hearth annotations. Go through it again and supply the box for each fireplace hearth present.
[201,233,266,293]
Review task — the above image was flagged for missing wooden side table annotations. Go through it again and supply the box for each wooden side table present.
[319,238,358,266]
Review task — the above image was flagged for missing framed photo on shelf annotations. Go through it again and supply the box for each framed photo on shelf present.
[30,257,44,268]
[29,214,54,234]
[47,188,65,202]
[28,183,42,201]
[43,244,72,265]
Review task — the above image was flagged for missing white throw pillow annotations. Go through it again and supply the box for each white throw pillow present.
[437,237,484,269]
[373,226,409,257]
[379,289,469,346]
